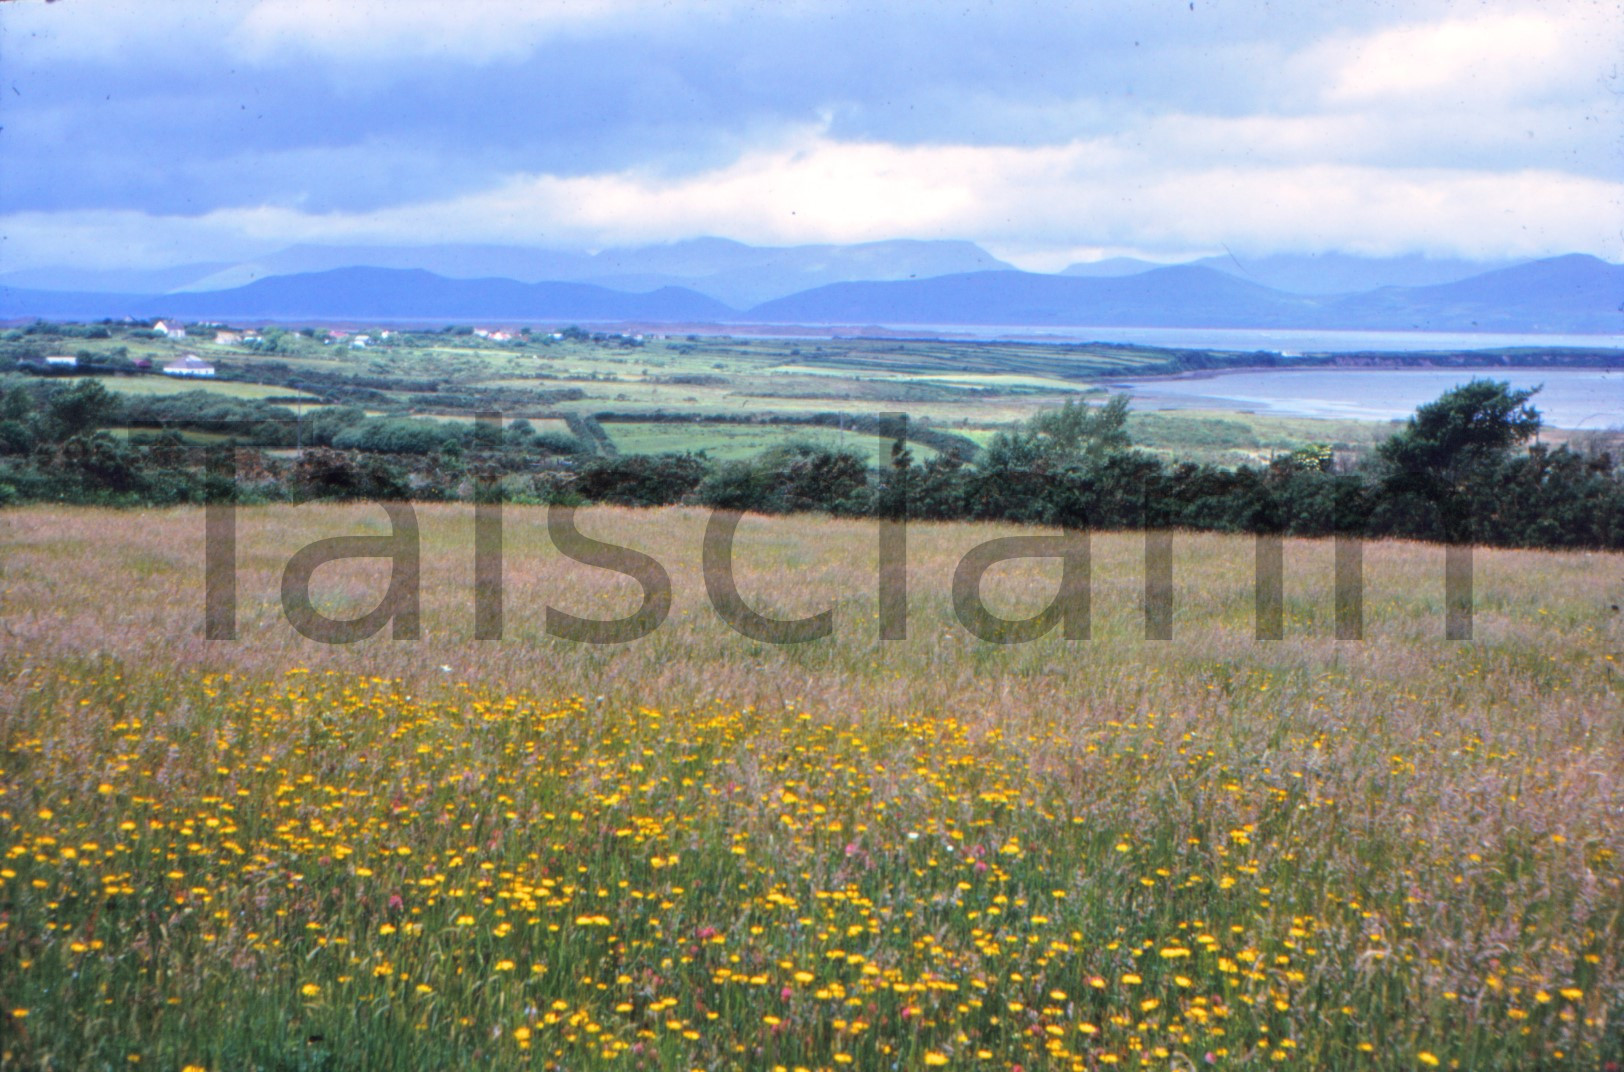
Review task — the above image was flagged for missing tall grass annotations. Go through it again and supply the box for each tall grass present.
[1,504,1620,1070]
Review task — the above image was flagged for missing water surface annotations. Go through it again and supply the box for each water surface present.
[1109,368,1623,429]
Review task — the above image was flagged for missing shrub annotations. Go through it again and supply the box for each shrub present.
[576,453,711,507]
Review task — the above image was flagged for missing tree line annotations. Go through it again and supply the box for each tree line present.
[0,375,1619,550]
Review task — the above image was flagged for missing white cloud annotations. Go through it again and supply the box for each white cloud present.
[1311,8,1617,106]
[1073,164,1623,261]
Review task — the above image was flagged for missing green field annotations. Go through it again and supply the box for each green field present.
[600,421,941,460]
[98,377,322,401]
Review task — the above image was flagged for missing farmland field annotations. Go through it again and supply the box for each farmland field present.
[601,422,941,461]
[98,378,322,401]
[1,504,1620,1071]
[19,329,1431,470]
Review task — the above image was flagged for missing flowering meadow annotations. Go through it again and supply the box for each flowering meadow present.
[1,505,1621,1070]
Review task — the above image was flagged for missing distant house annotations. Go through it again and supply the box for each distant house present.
[214,330,243,346]
[44,355,79,369]
[153,320,188,339]
[351,335,371,348]
[162,355,216,378]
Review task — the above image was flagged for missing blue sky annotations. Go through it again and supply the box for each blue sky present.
[1,0,1619,272]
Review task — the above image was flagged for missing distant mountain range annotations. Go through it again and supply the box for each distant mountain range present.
[749,255,1624,333]
[1189,253,1529,295]
[0,268,735,323]
[0,239,1542,304]
[0,238,1014,309]
[1056,253,1535,294]
[1,248,1619,336]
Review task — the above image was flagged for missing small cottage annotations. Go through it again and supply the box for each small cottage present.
[162,355,216,378]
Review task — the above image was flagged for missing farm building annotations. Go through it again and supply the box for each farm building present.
[162,355,216,378]
[153,320,188,338]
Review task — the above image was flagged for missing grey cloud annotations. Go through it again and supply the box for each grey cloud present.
[0,0,1615,265]
[1,1,1510,212]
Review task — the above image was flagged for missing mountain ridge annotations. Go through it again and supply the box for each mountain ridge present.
[1,256,1619,336]
[0,267,736,323]
[3,238,1015,308]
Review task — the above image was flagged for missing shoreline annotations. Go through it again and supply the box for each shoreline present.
[1091,358,1624,386]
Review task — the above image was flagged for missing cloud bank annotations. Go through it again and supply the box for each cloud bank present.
[1,0,1618,271]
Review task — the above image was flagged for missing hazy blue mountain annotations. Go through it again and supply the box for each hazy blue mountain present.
[170,238,1014,305]
[1054,253,1527,292]
[1190,252,1527,295]
[3,255,1616,334]
[0,288,155,320]
[1323,254,1624,333]
[0,268,736,323]
[746,256,1623,333]
[1057,257,1170,278]
[747,266,1315,327]
[0,262,234,294]
[173,245,596,293]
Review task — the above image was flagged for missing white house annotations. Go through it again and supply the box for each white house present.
[162,355,216,378]
[153,320,188,338]
[43,355,78,369]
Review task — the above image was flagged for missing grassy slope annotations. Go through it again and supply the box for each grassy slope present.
[1,504,1620,1070]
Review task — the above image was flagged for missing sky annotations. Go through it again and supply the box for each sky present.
[0,0,1620,273]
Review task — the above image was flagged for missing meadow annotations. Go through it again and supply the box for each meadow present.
[1,503,1620,1071]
